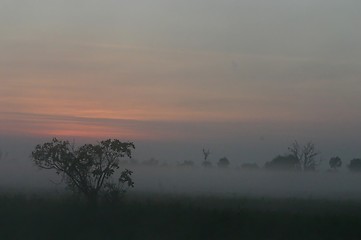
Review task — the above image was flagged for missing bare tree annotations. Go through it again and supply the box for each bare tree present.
[202,148,212,167]
[288,141,319,171]
[302,142,319,171]
[32,138,135,205]
[202,148,210,161]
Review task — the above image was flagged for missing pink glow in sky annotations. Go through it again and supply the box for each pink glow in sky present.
[1,0,361,162]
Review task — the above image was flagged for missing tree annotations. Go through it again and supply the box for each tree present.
[288,141,319,171]
[217,157,230,168]
[202,148,212,167]
[32,138,135,205]
[348,158,361,172]
[265,154,300,171]
[329,156,342,171]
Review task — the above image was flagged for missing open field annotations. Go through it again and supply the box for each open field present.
[1,192,361,240]
[3,164,361,199]
[2,164,361,239]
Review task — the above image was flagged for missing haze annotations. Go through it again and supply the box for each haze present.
[1,1,361,196]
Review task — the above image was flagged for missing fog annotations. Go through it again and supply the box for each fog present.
[132,166,361,199]
[1,134,361,199]
[2,151,361,200]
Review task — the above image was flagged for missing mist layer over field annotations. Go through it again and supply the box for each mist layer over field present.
[1,160,361,200]
[133,166,361,199]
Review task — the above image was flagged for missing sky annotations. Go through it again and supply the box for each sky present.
[1,0,361,165]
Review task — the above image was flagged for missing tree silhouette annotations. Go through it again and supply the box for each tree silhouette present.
[329,156,342,171]
[265,154,300,171]
[348,158,361,172]
[288,141,319,171]
[32,138,135,205]
[217,157,230,168]
[202,148,212,167]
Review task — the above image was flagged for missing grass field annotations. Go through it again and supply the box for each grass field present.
[1,192,361,240]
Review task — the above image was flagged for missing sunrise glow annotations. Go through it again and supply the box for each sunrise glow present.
[0,0,360,163]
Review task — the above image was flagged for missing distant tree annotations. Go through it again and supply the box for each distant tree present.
[348,158,361,172]
[217,157,230,168]
[288,141,319,171]
[329,156,342,171]
[202,148,210,160]
[202,148,212,167]
[265,154,300,171]
[142,158,159,166]
[241,163,259,170]
[32,138,135,205]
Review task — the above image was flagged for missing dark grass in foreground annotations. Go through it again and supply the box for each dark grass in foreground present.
[1,193,361,240]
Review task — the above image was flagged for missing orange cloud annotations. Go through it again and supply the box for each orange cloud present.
[0,112,147,140]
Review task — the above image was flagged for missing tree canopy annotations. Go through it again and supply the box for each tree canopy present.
[265,154,300,171]
[288,141,319,171]
[32,138,135,205]
[217,157,230,168]
[348,158,361,172]
[329,156,342,170]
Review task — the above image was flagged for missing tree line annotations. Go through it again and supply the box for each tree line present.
[264,141,361,172]
[30,138,361,206]
[169,141,360,172]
